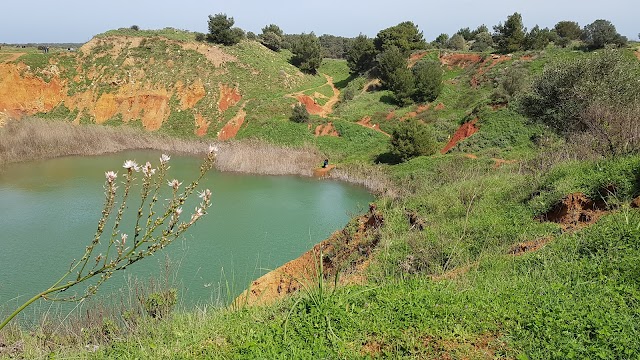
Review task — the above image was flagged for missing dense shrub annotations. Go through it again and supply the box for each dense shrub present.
[207,13,245,46]
[582,19,627,49]
[259,24,283,51]
[290,103,310,123]
[390,120,437,162]
[290,33,322,74]
[374,21,427,55]
[493,12,526,53]
[412,60,443,103]
[346,34,376,75]
[519,48,640,155]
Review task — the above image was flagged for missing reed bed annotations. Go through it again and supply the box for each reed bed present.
[329,163,399,198]
[0,117,210,165]
[214,140,321,176]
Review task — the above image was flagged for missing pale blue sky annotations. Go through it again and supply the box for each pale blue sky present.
[1,0,637,43]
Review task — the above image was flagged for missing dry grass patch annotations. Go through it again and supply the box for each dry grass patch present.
[0,117,211,165]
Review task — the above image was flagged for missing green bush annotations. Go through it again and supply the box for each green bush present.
[412,60,443,103]
[290,103,310,123]
[207,13,245,46]
[144,289,178,319]
[519,48,640,155]
[346,34,376,75]
[390,120,438,162]
[290,33,322,74]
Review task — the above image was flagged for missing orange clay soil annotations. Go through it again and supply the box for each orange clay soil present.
[0,62,212,131]
[634,49,640,61]
[218,83,242,112]
[314,122,339,137]
[194,113,210,137]
[357,116,391,137]
[217,102,247,140]
[440,118,479,154]
[236,204,384,306]
[313,164,336,177]
[439,53,483,69]
[538,193,608,231]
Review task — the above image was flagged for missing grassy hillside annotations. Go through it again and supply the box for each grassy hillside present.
[2,32,640,359]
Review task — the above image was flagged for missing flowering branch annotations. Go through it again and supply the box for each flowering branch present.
[0,147,217,331]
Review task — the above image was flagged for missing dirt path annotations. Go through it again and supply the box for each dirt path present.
[287,74,340,118]
[0,52,25,63]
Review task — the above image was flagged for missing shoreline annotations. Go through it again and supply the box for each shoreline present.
[0,117,394,196]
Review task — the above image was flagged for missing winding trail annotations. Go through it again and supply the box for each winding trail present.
[287,74,340,118]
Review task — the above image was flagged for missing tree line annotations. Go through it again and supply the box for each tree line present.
[202,13,632,70]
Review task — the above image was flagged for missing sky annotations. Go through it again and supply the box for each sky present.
[1,0,637,44]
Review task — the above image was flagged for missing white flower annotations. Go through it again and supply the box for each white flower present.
[160,154,170,164]
[105,171,117,184]
[120,233,128,246]
[142,161,156,177]
[123,160,139,172]
[198,189,212,201]
[175,207,183,216]
[191,207,205,222]
[208,144,218,154]
[167,179,182,190]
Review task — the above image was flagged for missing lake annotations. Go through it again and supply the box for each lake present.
[0,151,372,319]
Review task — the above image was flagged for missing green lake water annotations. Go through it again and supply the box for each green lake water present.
[0,151,372,320]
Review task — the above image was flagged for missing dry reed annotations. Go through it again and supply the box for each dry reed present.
[329,163,399,198]
[214,140,321,176]
[0,117,211,166]
[0,118,323,178]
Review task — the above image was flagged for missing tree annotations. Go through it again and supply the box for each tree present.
[259,24,284,51]
[290,33,322,74]
[376,46,414,105]
[319,34,353,59]
[554,21,582,40]
[130,25,140,31]
[376,46,407,88]
[346,34,376,75]
[471,31,493,52]
[447,33,467,50]
[207,13,244,46]
[390,120,437,162]
[493,12,526,53]
[261,24,284,37]
[433,33,449,49]
[290,103,310,123]
[412,60,443,103]
[471,25,489,38]
[389,67,415,106]
[525,25,552,50]
[374,21,427,55]
[456,27,473,41]
[260,32,282,51]
[582,19,627,49]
